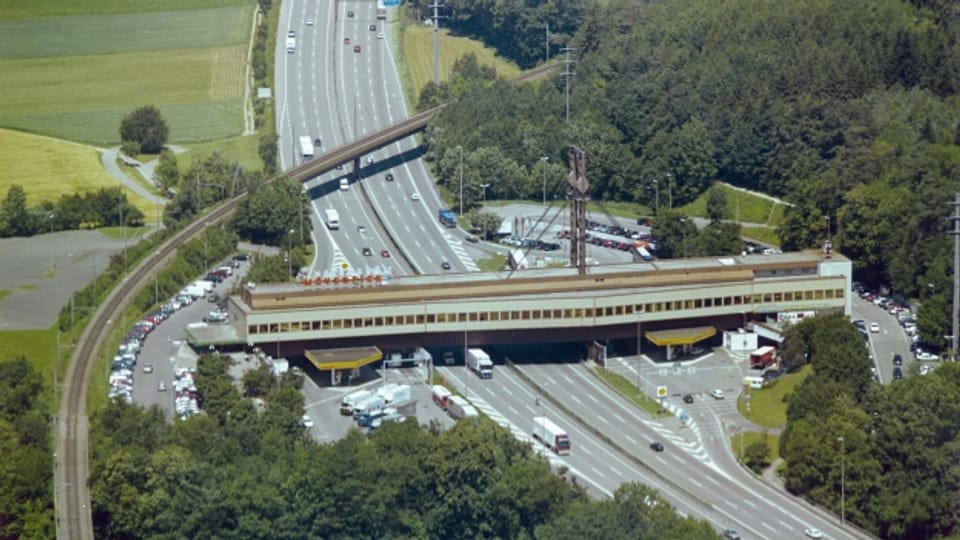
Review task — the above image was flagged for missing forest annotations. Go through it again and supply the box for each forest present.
[778,315,960,539]
[86,353,719,539]
[424,0,960,349]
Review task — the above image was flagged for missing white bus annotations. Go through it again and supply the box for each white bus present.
[299,136,314,161]
[324,208,340,230]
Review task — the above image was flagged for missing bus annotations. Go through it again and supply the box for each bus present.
[749,346,777,369]
[377,0,387,20]
[299,136,314,161]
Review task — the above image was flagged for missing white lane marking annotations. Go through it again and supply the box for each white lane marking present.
[688,476,703,489]
[743,499,758,509]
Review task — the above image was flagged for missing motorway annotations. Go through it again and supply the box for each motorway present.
[276,1,477,278]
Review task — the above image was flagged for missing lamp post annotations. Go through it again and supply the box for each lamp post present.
[299,185,307,245]
[653,179,659,214]
[540,156,549,206]
[287,228,295,279]
[825,215,832,251]
[838,435,845,526]
[456,145,464,216]
[669,173,675,210]
[480,183,491,240]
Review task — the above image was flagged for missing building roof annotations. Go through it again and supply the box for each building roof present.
[304,346,382,371]
[645,326,717,346]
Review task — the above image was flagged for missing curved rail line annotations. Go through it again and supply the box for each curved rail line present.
[54,62,559,539]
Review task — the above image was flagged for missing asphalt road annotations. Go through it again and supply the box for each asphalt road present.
[853,294,914,384]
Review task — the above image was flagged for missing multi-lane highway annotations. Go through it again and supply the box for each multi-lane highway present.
[439,357,865,540]
[276,1,476,278]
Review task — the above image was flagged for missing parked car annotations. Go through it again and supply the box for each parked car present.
[369,24,376,31]
[683,394,694,404]
[710,388,725,399]
[301,415,314,428]
[158,381,167,392]
[143,364,154,374]
[380,249,391,258]
[893,367,903,380]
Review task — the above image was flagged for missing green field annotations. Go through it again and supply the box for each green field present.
[0,0,249,20]
[0,128,153,214]
[731,431,781,464]
[0,4,251,143]
[177,133,264,175]
[400,24,521,104]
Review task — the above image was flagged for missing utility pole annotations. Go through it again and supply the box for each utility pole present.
[540,156,549,206]
[545,23,550,63]
[560,47,577,122]
[429,1,446,85]
[949,193,960,360]
[838,436,845,526]
[457,145,464,215]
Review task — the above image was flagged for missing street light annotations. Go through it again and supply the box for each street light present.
[480,183,491,239]
[825,215,832,253]
[456,145,464,216]
[838,435,845,526]
[540,156,549,206]
[287,228,295,279]
[299,185,307,245]
[666,173,673,210]
[653,178,659,214]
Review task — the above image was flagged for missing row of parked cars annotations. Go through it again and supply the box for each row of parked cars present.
[108,294,196,404]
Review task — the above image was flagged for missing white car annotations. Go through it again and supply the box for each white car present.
[301,415,315,428]
[410,192,421,201]
[377,32,384,39]
[143,364,154,374]
[804,528,823,539]
[710,388,725,400]
[305,18,314,26]
[869,322,880,333]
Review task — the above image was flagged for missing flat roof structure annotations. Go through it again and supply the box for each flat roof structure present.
[189,250,851,349]
[645,326,717,347]
[304,346,382,371]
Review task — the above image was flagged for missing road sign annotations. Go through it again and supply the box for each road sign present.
[679,412,689,422]
[656,386,667,397]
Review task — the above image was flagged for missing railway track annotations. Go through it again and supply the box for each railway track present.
[54,63,557,539]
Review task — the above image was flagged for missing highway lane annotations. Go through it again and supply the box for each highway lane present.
[438,348,862,539]
[437,364,752,534]
[515,361,861,540]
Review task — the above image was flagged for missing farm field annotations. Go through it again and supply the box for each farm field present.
[0,3,252,144]
[0,128,153,215]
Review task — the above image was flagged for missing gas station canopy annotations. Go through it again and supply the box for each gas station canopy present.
[644,326,716,347]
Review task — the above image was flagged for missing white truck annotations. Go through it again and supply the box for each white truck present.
[376,383,412,405]
[299,136,314,161]
[466,348,493,379]
[446,395,471,420]
[285,36,296,53]
[339,389,374,415]
[324,208,340,230]
[352,394,387,417]
[179,279,214,299]
[532,416,571,455]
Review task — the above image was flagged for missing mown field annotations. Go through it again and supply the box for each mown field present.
[0,3,251,144]
[400,23,522,104]
[0,128,153,214]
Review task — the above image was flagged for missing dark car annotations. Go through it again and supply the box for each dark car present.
[465,235,479,243]
[682,394,694,404]
[347,10,354,17]
[385,173,394,182]
[892,354,903,366]
[369,24,376,31]
[893,367,903,380]
[380,249,390,258]
[313,137,321,147]
[722,530,741,540]
[649,442,664,452]
[354,45,361,53]
[441,261,452,270]
[362,247,372,256]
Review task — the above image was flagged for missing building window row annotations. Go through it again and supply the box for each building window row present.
[247,288,844,336]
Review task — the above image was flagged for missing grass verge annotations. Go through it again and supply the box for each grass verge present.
[737,364,812,428]
[399,24,521,106]
[731,431,781,463]
[741,226,780,246]
[592,365,670,418]
[178,133,263,175]
[476,253,506,271]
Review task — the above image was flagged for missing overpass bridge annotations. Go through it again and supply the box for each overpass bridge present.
[188,250,851,358]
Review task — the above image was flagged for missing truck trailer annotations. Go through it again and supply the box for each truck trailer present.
[431,385,451,409]
[532,416,571,455]
[466,348,493,379]
[376,383,412,405]
[352,394,387,418]
[339,389,374,415]
[446,395,480,420]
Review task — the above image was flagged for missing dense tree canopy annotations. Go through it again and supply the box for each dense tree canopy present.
[779,315,960,538]
[0,185,143,238]
[88,354,714,539]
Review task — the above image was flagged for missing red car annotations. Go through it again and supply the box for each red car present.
[380,249,390,258]
[344,37,350,45]
[354,45,361,53]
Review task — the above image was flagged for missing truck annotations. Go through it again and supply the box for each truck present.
[446,395,470,419]
[376,0,387,20]
[179,279,214,299]
[352,394,387,417]
[431,385,451,409]
[376,383,412,405]
[438,208,456,228]
[532,416,571,455]
[324,208,340,230]
[466,348,493,379]
[749,346,777,369]
[339,389,374,415]
[299,136,314,161]
[285,36,296,53]
[356,406,397,427]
